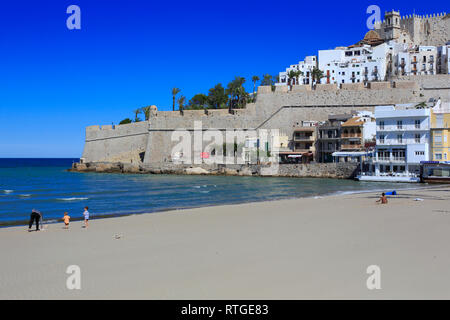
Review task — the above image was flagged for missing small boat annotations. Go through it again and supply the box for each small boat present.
[356,173,420,183]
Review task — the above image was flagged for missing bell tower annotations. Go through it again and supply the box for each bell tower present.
[384,10,401,40]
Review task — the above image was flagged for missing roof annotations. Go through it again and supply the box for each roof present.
[341,117,364,127]
[350,30,384,48]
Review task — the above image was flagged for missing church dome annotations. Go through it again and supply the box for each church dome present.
[363,30,382,42]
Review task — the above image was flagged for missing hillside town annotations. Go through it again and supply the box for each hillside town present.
[76,10,450,183]
[264,10,450,182]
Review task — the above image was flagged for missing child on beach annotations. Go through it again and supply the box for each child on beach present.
[376,193,388,204]
[83,206,89,228]
[63,212,70,229]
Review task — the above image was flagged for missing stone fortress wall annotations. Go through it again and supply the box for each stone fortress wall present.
[82,121,149,163]
[81,76,450,165]
[374,12,449,46]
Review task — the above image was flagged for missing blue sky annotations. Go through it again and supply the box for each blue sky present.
[0,0,447,157]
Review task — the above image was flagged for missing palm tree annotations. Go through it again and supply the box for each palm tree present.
[133,109,142,122]
[287,70,296,87]
[261,74,273,86]
[141,106,151,121]
[295,70,303,86]
[172,88,181,111]
[311,67,324,87]
[251,76,260,95]
[177,95,186,113]
[415,101,427,109]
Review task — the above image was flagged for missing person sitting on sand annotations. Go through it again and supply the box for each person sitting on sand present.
[63,212,71,229]
[376,193,388,204]
[83,206,89,228]
[28,209,42,232]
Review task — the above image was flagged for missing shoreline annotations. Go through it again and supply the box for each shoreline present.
[2,185,450,299]
[0,182,441,229]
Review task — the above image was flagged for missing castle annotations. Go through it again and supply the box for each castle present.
[373,10,449,47]
[80,10,450,167]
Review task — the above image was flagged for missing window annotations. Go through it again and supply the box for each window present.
[436,115,443,128]
[415,134,421,143]
[379,121,385,130]
[415,151,425,156]
[397,134,403,143]
[435,153,443,160]
[379,134,385,144]
[434,135,442,143]
[397,120,403,129]
[415,120,421,129]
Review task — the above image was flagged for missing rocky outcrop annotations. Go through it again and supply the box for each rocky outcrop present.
[70,162,359,179]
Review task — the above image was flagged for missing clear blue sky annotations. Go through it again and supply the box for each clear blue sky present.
[0,0,447,157]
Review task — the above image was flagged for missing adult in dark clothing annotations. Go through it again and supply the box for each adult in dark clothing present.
[28,209,42,231]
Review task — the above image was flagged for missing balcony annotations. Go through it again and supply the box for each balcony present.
[341,133,362,138]
[294,148,314,153]
[341,144,362,150]
[294,135,314,142]
[376,157,406,163]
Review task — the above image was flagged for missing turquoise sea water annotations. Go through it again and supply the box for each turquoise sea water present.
[0,158,425,227]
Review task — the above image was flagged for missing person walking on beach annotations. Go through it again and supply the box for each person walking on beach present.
[63,212,71,229]
[28,209,42,231]
[376,193,388,204]
[83,206,89,228]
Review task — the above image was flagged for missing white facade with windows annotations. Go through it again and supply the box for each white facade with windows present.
[437,44,450,74]
[318,43,393,84]
[396,45,438,76]
[277,56,317,86]
[373,106,430,177]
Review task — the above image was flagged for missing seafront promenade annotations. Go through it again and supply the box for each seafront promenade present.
[1,186,450,299]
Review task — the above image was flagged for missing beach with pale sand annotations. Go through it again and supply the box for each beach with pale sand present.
[1,186,450,299]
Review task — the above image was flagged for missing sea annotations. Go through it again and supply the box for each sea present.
[0,158,425,227]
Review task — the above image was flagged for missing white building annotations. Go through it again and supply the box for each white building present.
[318,42,394,85]
[359,105,431,182]
[437,43,450,74]
[396,45,438,76]
[277,56,317,86]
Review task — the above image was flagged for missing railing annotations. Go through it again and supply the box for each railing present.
[376,157,406,162]
[294,135,314,141]
[341,144,362,149]
[294,148,313,153]
[341,133,362,138]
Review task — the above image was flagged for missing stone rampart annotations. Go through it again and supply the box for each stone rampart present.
[81,77,449,165]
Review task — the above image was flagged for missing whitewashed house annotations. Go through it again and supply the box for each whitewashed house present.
[358,105,431,182]
[277,56,317,86]
[318,43,393,85]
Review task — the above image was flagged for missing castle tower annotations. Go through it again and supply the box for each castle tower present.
[384,10,402,40]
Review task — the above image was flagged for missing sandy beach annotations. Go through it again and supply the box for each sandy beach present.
[1,186,450,299]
